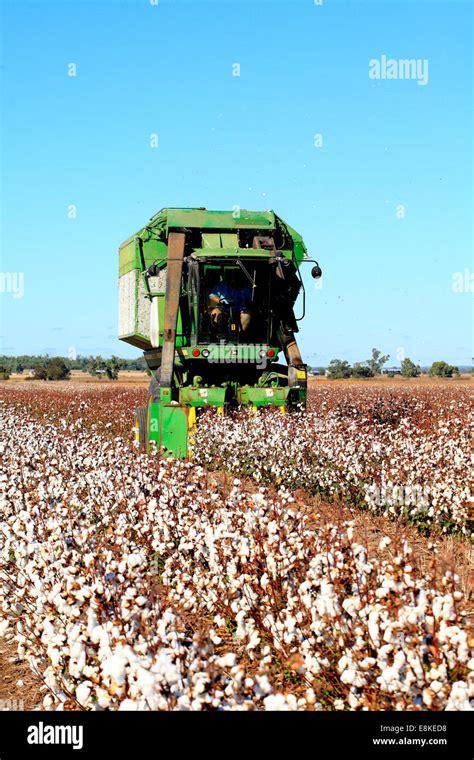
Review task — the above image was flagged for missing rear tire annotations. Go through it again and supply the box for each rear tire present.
[135,406,149,450]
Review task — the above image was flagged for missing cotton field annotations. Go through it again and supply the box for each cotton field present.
[0,382,472,711]
[194,385,473,538]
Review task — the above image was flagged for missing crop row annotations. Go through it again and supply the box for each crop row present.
[0,406,472,710]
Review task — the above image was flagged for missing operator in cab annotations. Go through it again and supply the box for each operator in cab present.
[208,272,252,339]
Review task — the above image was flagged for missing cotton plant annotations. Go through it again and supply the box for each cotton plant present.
[0,404,472,712]
[192,386,472,538]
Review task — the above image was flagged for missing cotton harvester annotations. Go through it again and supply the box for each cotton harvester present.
[118,208,321,457]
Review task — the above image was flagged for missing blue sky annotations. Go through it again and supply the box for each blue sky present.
[1,0,472,366]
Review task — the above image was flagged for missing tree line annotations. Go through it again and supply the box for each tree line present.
[319,350,460,379]
[0,351,464,382]
[0,355,147,381]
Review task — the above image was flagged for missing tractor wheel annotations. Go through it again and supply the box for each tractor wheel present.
[134,406,149,450]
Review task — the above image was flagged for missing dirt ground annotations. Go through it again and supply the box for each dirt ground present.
[0,633,44,711]
[309,373,472,387]
[6,370,472,388]
[8,369,150,385]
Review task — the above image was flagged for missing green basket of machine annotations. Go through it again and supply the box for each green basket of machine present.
[118,208,321,458]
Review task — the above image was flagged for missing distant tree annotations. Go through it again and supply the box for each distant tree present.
[87,356,107,377]
[429,361,459,378]
[45,358,70,381]
[351,362,375,378]
[87,357,98,376]
[33,365,47,380]
[14,361,24,374]
[401,358,421,377]
[105,356,121,380]
[327,359,352,379]
[366,348,390,375]
[0,364,10,380]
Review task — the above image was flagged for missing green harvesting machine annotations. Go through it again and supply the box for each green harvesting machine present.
[118,208,321,457]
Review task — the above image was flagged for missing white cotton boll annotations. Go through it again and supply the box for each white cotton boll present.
[119,699,139,711]
[263,693,289,711]
[260,573,269,588]
[96,688,112,709]
[176,695,192,710]
[126,553,144,569]
[457,639,469,662]
[305,688,316,705]
[422,688,434,707]
[43,694,54,709]
[235,610,247,641]
[368,611,380,646]
[340,668,357,685]
[342,597,361,617]
[347,690,361,709]
[47,647,62,668]
[209,629,222,645]
[68,641,86,678]
[75,681,93,707]
[101,654,127,685]
[152,652,180,685]
[338,655,348,673]
[378,537,391,551]
[254,675,272,697]
[89,625,103,645]
[406,610,418,625]
[135,667,156,697]
[445,681,473,711]
[68,624,84,643]
[247,630,260,650]
[216,652,237,668]
[0,619,9,636]
[359,657,376,672]
[304,656,321,676]
[377,667,398,693]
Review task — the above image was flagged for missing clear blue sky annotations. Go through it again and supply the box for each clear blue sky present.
[1,0,472,366]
